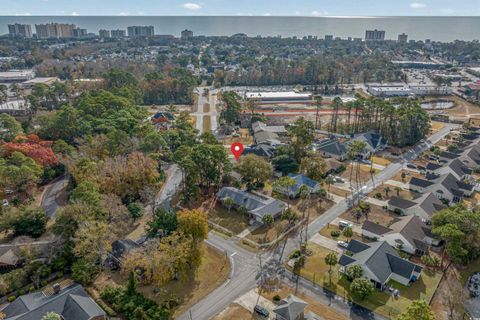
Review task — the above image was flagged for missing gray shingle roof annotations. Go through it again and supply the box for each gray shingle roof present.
[272,295,308,320]
[3,283,106,320]
[340,240,422,284]
[388,196,416,209]
[410,177,434,188]
[362,220,391,236]
[316,139,347,157]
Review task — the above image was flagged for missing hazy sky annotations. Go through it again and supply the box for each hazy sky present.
[1,0,479,16]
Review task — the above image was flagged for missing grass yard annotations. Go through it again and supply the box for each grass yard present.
[93,244,230,318]
[207,204,249,235]
[340,204,396,226]
[296,243,442,319]
[372,156,391,167]
[246,220,289,244]
[458,258,480,284]
[391,170,423,184]
[368,183,419,201]
[319,225,365,243]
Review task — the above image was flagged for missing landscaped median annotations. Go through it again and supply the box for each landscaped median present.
[289,242,442,319]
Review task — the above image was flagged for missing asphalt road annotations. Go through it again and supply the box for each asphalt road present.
[155,164,183,211]
[40,174,69,218]
[180,122,458,320]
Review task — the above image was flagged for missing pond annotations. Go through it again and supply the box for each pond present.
[420,101,455,110]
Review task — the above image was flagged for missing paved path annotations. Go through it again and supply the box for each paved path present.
[234,289,276,319]
[192,87,219,134]
[365,197,387,207]
[155,164,183,211]
[310,233,343,252]
[40,174,69,218]
[331,218,363,235]
[236,223,262,239]
[385,180,409,189]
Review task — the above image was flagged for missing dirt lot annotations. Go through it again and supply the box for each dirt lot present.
[328,186,351,198]
[208,203,249,235]
[222,128,254,146]
[391,169,423,184]
[368,183,420,201]
[339,164,378,184]
[212,303,254,320]
[340,203,397,226]
[446,95,480,118]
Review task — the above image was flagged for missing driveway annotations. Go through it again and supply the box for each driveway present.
[40,174,69,218]
[234,289,276,319]
[310,233,343,252]
[155,164,183,211]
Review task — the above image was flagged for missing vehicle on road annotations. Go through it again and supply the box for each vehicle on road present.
[406,163,417,169]
[254,305,269,317]
[338,240,348,248]
[338,220,353,229]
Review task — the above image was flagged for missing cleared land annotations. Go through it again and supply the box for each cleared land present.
[340,204,396,226]
[212,303,253,320]
[203,115,211,133]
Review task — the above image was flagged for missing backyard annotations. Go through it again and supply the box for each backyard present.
[207,203,249,235]
[295,243,443,319]
[340,203,397,226]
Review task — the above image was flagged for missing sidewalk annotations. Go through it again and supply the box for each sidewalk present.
[236,223,262,239]
[384,180,409,189]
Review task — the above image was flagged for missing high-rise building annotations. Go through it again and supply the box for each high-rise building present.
[73,28,87,38]
[111,29,126,38]
[127,26,154,37]
[8,24,33,38]
[365,29,385,41]
[181,29,193,40]
[35,23,75,38]
[324,35,333,41]
[99,29,111,38]
[398,33,408,43]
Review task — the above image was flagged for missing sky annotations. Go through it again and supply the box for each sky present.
[1,0,479,17]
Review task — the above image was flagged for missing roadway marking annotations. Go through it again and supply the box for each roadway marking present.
[230,252,237,258]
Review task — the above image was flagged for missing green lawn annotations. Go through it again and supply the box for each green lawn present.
[295,243,442,319]
[319,225,366,243]
[459,258,480,284]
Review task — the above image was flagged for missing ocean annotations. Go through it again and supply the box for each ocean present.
[0,16,479,42]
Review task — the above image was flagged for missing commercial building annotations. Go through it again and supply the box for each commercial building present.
[365,29,385,41]
[391,60,445,69]
[127,25,154,37]
[324,35,333,41]
[110,29,126,38]
[398,33,408,43]
[181,29,194,40]
[35,23,75,39]
[8,23,32,38]
[99,29,111,38]
[0,70,35,83]
[244,91,312,102]
[467,67,480,77]
[367,85,413,97]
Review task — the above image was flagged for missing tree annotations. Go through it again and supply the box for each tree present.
[342,227,353,243]
[127,203,143,220]
[224,197,234,213]
[432,204,480,264]
[288,117,315,161]
[395,186,402,197]
[300,153,326,181]
[236,154,272,187]
[0,151,42,194]
[272,150,299,175]
[324,252,338,285]
[397,300,435,320]
[384,186,391,198]
[314,95,323,129]
[0,206,48,238]
[41,312,62,320]
[324,176,334,191]
[2,134,58,168]
[146,208,177,238]
[347,140,367,200]
[71,258,98,285]
[345,264,363,281]
[0,114,23,142]
[350,278,374,300]
[177,209,208,243]
[220,91,242,125]
[273,176,296,207]
[73,220,111,265]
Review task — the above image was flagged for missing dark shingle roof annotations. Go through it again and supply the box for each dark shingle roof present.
[388,196,416,209]
[362,220,391,236]
[410,177,434,188]
[316,139,347,157]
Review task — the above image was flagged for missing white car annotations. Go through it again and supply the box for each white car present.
[337,241,348,248]
[2,199,8,207]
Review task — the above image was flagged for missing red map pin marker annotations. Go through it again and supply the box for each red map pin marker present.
[230,142,244,161]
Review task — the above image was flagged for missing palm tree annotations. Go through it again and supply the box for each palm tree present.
[325,176,334,192]
[224,197,234,212]
[395,187,402,197]
[324,252,338,286]
[342,226,353,243]
[273,176,296,209]
[384,186,391,198]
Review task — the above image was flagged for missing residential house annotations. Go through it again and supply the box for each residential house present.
[324,158,344,176]
[108,238,142,269]
[275,173,320,198]
[315,139,348,161]
[150,111,175,131]
[0,237,57,271]
[2,282,106,320]
[254,130,283,146]
[387,192,446,220]
[217,187,287,223]
[350,131,388,159]
[252,121,287,135]
[460,144,480,169]
[426,159,472,181]
[362,216,440,255]
[339,240,422,289]
[272,294,322,320]
[243,144,276,158]
[409,173,474,203]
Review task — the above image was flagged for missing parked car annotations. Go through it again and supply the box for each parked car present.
[338,220,353,229]
[337,241,348,248]
[2,199,8,207]
[254,305,270,317]
[406,163,417,169]
[334,176,345,183]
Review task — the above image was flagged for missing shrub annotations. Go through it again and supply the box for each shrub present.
[350,278,375,300]
[375,193,382,199]
[18,289,25,295]
[29,286,35,293]
[8,296,16,302]
[330,230,340,238]
[289,250,302,260]
[272,294,281,302]
[40,280,48,287]
[394,208,403,215]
